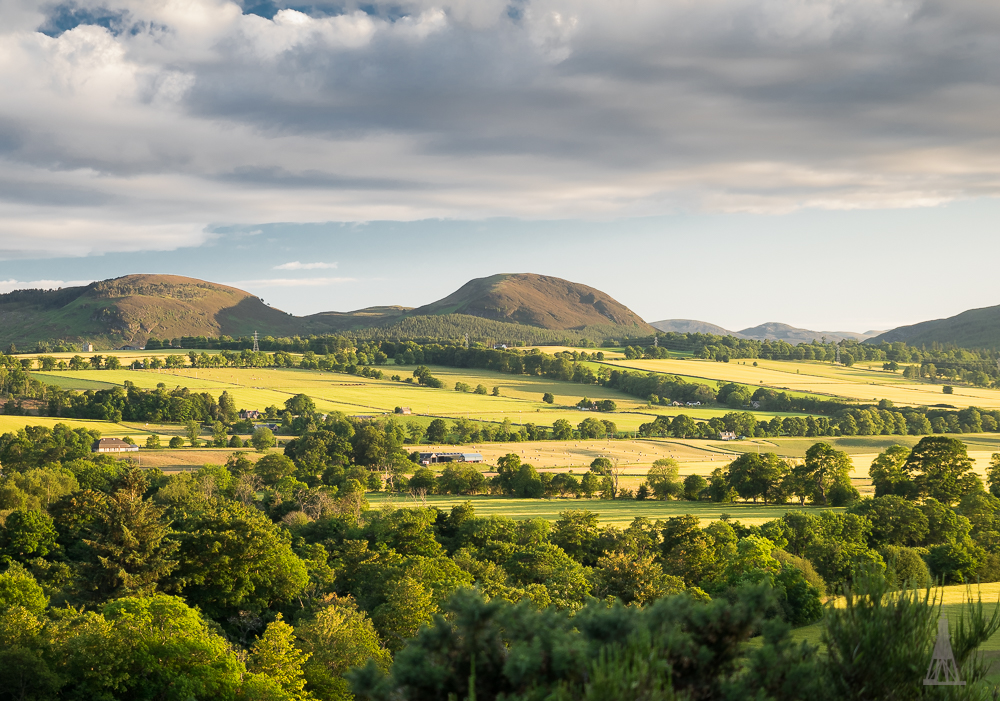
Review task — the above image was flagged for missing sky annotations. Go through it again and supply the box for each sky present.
[2,0,1000,332]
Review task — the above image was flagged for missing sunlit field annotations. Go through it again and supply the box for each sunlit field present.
[366,492,840,527]
[612,357,1000,409]
[137,447,268,473]
[0,415,134,438]
[30,363,827,436]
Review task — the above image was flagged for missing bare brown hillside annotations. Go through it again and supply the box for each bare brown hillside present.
[410,273,652,330]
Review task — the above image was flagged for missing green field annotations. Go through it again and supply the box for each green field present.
[366,493,839,527]
[29,363,831,437]
[607,356,1000,409]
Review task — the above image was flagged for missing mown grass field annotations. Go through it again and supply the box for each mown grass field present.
[0,415,134,438]
[609,357,1000,409]
[138,447,268,473]
[366,492,838,527]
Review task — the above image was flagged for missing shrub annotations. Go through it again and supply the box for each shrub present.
[168,436,184,448]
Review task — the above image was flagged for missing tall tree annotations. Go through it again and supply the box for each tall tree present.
[727,452,786,505]
[80,467,179,600]
[906,436,977,505]
[802,443,853,505]
[646,458,682,500]
[868,444,915,498]
[217,391,238,423]
[248,614,311,699]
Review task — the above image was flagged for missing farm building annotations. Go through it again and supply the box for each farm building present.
[240,409,261,420]
[92,437,139,453]
[419,452,484,466]
[82,343,94,352]
[718,431,737,441]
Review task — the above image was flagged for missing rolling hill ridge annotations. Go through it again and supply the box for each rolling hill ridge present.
[0,272,653,348]
[650,319,881,344]
[870,304,1000,348]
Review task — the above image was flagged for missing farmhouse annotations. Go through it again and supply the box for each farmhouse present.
[718,431,737,441]
[82,343,94,352]
[239,409,261,420]
[419,452,484,466]
[92,437,139,453]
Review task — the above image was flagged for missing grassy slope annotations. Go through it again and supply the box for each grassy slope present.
[873,304,1000,349]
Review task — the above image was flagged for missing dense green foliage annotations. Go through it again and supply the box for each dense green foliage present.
[4,415,1000,698]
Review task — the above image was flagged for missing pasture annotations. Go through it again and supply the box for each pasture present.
[366,492,838,527]
[29,364,825,436]
[137,447,266,473]
[611,357,1000,409]
[0,415,133,438]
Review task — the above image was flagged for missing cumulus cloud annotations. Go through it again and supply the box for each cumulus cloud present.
[227,276,355,286]
[2,0,1000,254]
[274,261,338,269]
[0,278,94,293]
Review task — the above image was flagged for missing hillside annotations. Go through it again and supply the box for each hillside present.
[649,319,879,344]
[650,319,733,335]
[0,272,653,348]
[410,274,652,331]
[0,274,301,348]
[737,322,878,345]
[871,304,1000,348]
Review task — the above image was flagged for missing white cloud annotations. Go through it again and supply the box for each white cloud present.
[227,277,356,287]
[0,279,94,293]
[2,0,1000,254]
[273,261,338,270]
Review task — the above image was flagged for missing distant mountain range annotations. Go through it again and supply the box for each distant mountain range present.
[0,273,652,348]
[649,319,885,345]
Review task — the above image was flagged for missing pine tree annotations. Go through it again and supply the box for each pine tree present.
[82,467,178,599]
[248,614,311,699]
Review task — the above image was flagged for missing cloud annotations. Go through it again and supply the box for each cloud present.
[274,261,338,270]
[227,277,356,287]
[2,0,1000,253]
[0,279,94,293]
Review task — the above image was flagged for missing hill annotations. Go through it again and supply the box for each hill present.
[871,304,1000,348]
[0,274,301,348]
[648,319,879,344]
[736,322,878,345]
[409,274,652,331]
[0,273,653,348]
[649,319,734,336]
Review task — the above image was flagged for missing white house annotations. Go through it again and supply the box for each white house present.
[92,437,139,453]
